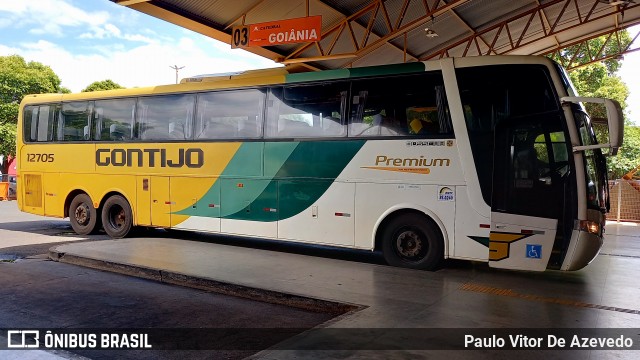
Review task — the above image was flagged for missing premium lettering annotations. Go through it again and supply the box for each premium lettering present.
[96,148,203,168]
[375,155,450,167]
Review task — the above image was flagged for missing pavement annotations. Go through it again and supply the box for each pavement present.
[0,201,340,360]
[3,200,640,358]
[46,219,640,359]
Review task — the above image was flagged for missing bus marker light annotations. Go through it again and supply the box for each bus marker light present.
[237,183,244,188]
[208,204,216,208]
[480,224,490,228]
[335,212,351,217]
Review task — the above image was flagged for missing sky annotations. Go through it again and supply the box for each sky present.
[0,0,278,92]
[0,0,638,124]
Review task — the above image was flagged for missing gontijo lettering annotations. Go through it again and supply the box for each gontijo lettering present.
[96,148,204,168]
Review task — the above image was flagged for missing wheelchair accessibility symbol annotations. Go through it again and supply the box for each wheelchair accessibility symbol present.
[526,244,542,259]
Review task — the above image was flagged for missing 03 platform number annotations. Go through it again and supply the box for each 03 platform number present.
[231,26,249,48]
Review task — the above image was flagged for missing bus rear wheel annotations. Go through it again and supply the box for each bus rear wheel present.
[69,194,100,235]
[101,195,133,238]
[381,213,443,270]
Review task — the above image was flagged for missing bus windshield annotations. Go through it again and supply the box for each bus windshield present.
[554,62,609,211]
[574,108,609,211]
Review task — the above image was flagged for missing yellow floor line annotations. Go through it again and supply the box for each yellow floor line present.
[460,283,639,314]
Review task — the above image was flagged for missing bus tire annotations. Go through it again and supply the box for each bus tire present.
[381,213,443,270]
[101,195,133,238]
[69,194,100,235]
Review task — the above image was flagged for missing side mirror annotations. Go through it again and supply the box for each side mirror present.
[560,97,623,155]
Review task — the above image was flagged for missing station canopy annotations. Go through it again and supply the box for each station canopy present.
[112,0,640,72]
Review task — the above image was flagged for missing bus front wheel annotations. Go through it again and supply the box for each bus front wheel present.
[381,213,443,270]
[101,195,133,238]
[69,194,100,235]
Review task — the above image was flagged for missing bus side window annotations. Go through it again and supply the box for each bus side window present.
[266,83,348,138]
[59,102,91,141]
[349,72,451,138]
[94,98,136,141]
[137,94,195,141]
[24,104,57,142]
[195,89,265,140]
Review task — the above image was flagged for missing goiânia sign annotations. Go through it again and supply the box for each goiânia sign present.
[231,15,322,48]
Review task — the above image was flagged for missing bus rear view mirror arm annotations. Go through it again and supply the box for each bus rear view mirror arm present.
[561,96,623,155]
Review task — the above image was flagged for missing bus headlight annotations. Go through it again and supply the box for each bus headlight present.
[579,220,601,236]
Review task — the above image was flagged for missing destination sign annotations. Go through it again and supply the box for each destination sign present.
[231,15,322,48]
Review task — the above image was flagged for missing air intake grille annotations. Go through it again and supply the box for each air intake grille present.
[24,174,42,208]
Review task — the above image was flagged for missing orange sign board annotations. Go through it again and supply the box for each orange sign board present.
[231,16,322,48]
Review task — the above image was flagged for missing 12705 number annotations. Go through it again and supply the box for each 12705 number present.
[27,153,55,162]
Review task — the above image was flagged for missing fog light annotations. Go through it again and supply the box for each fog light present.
[579,220,601,235]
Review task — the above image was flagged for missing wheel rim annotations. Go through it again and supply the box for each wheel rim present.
[74,204,90,226]
[393,227,428,262]
[108,205,126,230]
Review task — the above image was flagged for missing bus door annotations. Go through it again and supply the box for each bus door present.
[150,176,171,227]
[489,116,569,271]
[137,176,171,227]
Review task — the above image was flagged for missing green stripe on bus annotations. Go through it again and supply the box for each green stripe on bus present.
[348,62,425,78]
[286,69,350,83]
[285,62,425,83]
[174,142,298,217]
[175,140,364,221]
[224,140,365,221]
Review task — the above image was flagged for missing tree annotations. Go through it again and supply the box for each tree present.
[82,80,124,92]
[0,55,66,156]
[607,125,640,179]
[549,31,638,179]
[0,123,16,158]
[550,29,632,74]
[566,62,629,120]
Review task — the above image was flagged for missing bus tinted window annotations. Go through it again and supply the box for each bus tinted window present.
[94,99,136,141]
[59,102,91,141]
[23,105,57,142]
[349,72,452,137]
[457,65,559,205]
[195,89,265,139]
[23,106,37,142]
[266,83,348,138]
[137,94,195,140]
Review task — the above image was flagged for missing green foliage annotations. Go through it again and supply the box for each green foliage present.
[567,63,629,120]
[0,54,65,155]
[82,79,124,92]
[0,122,16,156]
[550,32,640,179]
[0,55,63,108]
[0,103,19,124]
[548,30,631,120]
[607,125,640,179]
[549,30,632,74]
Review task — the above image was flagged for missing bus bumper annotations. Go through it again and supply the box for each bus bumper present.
[560,229,603,271]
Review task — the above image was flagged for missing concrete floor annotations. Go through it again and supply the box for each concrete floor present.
[47,222,640,359]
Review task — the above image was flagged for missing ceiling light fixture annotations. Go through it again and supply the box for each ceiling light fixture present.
[424,28,439,38]
[425,15,438,38]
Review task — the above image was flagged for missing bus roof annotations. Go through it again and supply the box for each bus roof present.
[19,55,555,106]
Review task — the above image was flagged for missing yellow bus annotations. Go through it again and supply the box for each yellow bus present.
[17,56,622,271]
